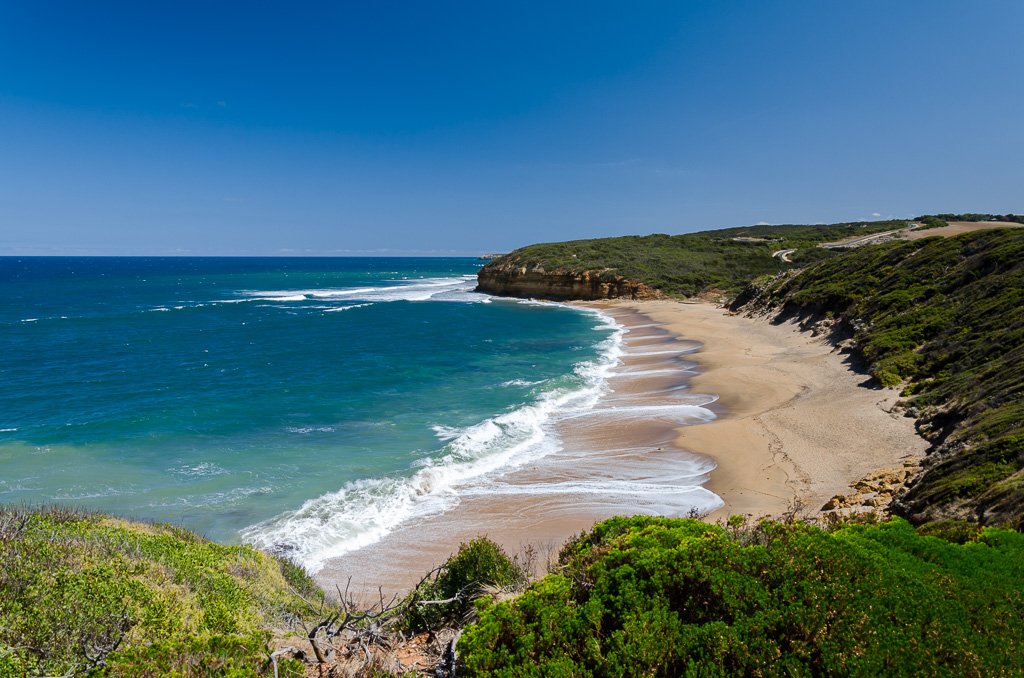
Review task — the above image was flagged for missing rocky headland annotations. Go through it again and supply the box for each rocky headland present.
[476,260,662,300]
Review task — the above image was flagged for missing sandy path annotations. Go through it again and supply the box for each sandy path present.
[904,221,1022,240]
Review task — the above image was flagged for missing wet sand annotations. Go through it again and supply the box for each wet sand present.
[316,301,929,597]
[316,305,720,597]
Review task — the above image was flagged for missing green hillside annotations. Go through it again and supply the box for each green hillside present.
[0,506,312,676]
[483,220,909,297]
[736,228,1024,528]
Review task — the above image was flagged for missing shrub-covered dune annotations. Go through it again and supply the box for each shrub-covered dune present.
[0,505,313,676]
[478,214,1022,300]
[8,507,1022,676]
[459,516,1024,677]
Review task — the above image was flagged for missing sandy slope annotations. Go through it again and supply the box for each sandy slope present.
[904,220,1023,240]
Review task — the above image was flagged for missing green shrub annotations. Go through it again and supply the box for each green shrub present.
[0,506,314,676]
[918,216,948,230]
[916,519,983,544]
[459,517,1024,676]
[406,537,529,632]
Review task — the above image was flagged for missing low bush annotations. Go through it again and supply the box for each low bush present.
[0,505,309,676]
[406,537,530,633]
[458,516,1024,676]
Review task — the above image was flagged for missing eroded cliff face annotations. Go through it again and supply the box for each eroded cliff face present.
[476,262,663,301]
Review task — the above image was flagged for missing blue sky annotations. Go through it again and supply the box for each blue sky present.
[1,1,1021,255]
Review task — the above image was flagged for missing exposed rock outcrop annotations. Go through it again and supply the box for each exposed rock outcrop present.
[476,262,663,301]
[821,458,922,516]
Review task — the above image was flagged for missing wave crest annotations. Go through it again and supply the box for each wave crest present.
[240,306,625,571]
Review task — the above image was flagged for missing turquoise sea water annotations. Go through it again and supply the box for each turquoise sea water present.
[0,257,618,568]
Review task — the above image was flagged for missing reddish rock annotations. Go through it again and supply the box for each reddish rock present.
[476,263,663,301]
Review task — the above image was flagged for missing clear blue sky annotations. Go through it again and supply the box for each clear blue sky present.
[1,1,1021,255]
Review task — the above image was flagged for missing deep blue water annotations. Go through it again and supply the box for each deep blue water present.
[0,257,617,568]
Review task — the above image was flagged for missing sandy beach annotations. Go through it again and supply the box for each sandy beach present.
[617,301,929,521]
[317,300,929,596]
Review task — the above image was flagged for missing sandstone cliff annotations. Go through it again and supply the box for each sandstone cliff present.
[476,261,663,301]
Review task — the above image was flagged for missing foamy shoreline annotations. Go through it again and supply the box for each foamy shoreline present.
[316,302,720,595]
[315,299,928,596]
[605,300,929,522]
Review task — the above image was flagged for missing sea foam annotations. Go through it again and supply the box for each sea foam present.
[240,304,625,572]
[226,275,482,308]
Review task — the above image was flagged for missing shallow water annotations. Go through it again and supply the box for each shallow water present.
[0,257,623,566]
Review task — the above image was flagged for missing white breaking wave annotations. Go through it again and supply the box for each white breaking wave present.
[500,378,547,388]
[240,304,627,572]
[224,275,484,307]
[431,425,463,441]
[626,347,701,356]
[170,462,229,477]
[461,479,721,503]
[562,402,717,423]
[323,303,374,313]
[52,486,135,501]
[151,485,275,509]
[608,368,686,378]
[512,299,560,307]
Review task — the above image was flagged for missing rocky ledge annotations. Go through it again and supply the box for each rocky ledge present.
[476,262,662,301]
[821,457,922,515]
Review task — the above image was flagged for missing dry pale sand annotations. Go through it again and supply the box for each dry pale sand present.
[620,300,929,521]
[904,221,1023,240]
[317,300,929,596]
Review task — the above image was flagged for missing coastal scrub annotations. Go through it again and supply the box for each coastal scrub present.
[478,220,910,298]
[740,228,1024,527]
[458,516,1024,676]
[0,505,310,676]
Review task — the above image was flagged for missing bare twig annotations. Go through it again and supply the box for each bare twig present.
[269,646,300,678]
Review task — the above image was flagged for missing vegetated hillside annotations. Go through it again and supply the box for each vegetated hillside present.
[477,220,908,299]
[458,515,1024,676]
[734,228,1024,528]
[0,506,313,676]
[0,506,536,676]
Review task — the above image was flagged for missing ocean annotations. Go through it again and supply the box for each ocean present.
[0,256,630,569]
